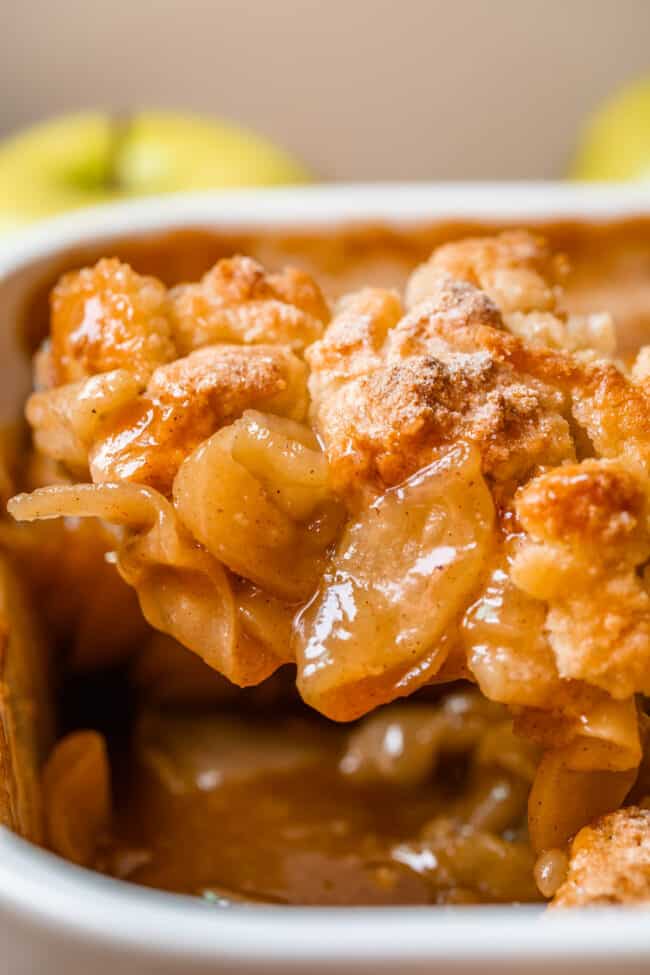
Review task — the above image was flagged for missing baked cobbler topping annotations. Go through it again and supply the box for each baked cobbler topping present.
[7,226,650,908]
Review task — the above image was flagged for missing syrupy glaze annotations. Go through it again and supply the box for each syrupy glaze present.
[103,704,538,906]
[111,723,441,905]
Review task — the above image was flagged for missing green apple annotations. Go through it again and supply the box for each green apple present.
[0,111,310,232]
[570,77,650,181]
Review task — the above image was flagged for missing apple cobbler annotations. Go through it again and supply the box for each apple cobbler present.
[5,227,650,908]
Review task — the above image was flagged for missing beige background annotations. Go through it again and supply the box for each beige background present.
[2,0,649,180]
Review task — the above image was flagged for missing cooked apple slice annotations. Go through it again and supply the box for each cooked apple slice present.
[0,553,52,842]
[295,443,495,720]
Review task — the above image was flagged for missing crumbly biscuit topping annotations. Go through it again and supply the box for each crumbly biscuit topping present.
[551,808,650,907]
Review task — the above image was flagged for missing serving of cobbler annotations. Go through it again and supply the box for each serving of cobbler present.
[3,225,650,908]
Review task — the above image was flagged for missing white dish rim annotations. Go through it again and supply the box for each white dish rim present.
[2,182,650,968]
[2,181,650,278]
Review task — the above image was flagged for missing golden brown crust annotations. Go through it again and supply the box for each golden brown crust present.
[35,256,326,494]
[310,243,650,499]
[521,567,650,699]
[389,274,504,356]
[572,364,650,470]
[407,230,568,314]
[407,231,617,360]
[170,256,328,355]
[317,353,572,490]
[50,258,176,384]
[512,460,650,698]
[516,460,650,555]
[306,288,403,408]
[90,345,308,495]
[310,275,574,492]
[551,807,650,907]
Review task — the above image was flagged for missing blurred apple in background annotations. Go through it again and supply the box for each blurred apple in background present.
[0,111,310,232]
[571,77,650,181]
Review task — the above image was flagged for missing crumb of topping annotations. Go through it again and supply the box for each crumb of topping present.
[386,274,504,360]
[317,351,572,490]
[170,256,328,355]
[50,258,176,384]
[515,460,650,558]
[306,288,403,407]
[309,273,574,492]
[513,460,650,698]
[551,807,650,907]
[406,230,568,315]
[407,231,617,361]
[572,362,650,471]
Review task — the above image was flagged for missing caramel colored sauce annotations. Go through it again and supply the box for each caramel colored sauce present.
[107,713,449,905]
[113,764,443,905]
[99,702,538,906]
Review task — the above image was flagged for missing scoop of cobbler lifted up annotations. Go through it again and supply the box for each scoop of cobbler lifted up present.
[9,231,650,907]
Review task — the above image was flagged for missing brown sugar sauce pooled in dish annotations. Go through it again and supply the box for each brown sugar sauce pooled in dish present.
[6,218,650,907]
[104,693,539,905]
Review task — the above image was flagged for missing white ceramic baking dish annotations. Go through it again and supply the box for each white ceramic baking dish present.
[1,184,650,975]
